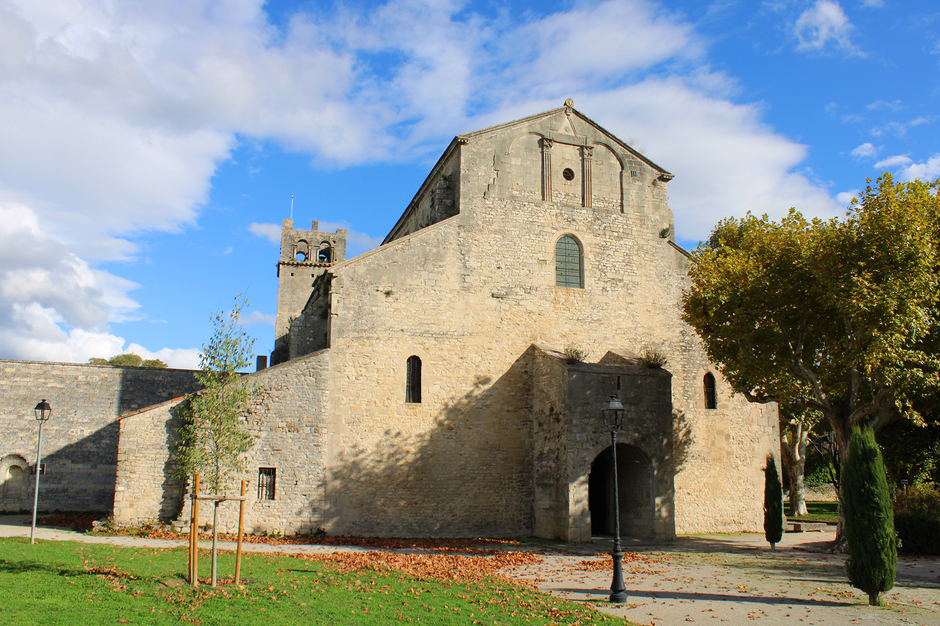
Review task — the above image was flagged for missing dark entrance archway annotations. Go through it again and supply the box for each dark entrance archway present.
[589,443,653,537]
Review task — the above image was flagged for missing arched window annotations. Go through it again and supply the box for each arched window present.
[318,241,333,263]
[704,372,717,410]
[294,240,309,262]
[555,235,583,288]
[406,356,422,403]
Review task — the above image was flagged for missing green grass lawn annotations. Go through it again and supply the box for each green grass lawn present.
[0,538,625,625]
[789,501,838,524]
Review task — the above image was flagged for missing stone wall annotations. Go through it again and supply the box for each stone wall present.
[114,350,332,534]
[0,360,199,512]
[308,103,776,537]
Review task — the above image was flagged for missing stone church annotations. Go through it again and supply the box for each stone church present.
[2,102,778,540]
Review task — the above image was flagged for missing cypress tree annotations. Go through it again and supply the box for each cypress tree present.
[764,453,784,550]
[843,426,897,606]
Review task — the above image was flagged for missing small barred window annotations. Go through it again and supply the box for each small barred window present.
[258,467,276,500]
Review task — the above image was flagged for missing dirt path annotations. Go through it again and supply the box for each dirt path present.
[3,515,938,625]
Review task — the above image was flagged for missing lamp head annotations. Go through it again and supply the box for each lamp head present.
[34,399,52,422]
[601,395,624,431]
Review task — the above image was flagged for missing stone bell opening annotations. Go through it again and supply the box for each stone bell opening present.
[589,443,653,537]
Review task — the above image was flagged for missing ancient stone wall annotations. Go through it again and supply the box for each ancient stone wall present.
[0,360,199,512]
[114,350,331,534]
[307,105,776,537]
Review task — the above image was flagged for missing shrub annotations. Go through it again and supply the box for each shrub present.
[563,345,586,363]
[763,453,783,549]
[843,427,897,606]
[893,484,940,555]
[640,346,668,368]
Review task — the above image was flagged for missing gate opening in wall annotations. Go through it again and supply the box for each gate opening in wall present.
[588,443,653,538]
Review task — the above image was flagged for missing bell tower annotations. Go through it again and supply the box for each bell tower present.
[273,219,347,364]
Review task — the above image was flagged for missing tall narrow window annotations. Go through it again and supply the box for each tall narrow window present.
[704,372,717,410]
[258,467,276,500]
[555,235,583,288]
[406,355,422,403]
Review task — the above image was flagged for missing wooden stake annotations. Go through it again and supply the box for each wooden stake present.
[191,473,200,587]
[235,480,246,585]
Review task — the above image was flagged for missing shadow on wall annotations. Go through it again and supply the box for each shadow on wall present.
[322,351,535,538]
[673,409,692,472]
[0,365,199,514]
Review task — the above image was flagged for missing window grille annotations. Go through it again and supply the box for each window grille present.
[406,355,422,403]
[704,373,717,410]
[258,467,276,500]
[555,235,583,288]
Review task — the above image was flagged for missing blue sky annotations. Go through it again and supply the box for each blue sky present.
[0,0,937,369]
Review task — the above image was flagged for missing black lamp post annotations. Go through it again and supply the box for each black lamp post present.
[602,395,628,603]
[31,399,52,545]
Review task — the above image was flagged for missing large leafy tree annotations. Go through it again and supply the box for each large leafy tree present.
[173,296,257,494]
[682,175,940,533]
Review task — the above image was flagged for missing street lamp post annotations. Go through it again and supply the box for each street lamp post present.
[30,399,52,545]
[602,395,628,604]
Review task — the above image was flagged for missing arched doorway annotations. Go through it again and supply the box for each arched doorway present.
[588,444,653,537]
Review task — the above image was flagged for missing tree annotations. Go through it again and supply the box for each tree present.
[682,175,940,538]
[173,296,256,493]
[764,453,784,550]
[843,427,896,605]
[172,296,258,587]
[780,408,822,516]
[87,353,167,368]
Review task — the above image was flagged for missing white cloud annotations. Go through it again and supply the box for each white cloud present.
[859,0,884,7]
[874,154,912,168]
[867,100,904,111]
[239,310,275,327]
[836,190,859,205]
[896,155,940,182]
[850,142,877,159]
[317,221,383,257]
[794,1,859,53]
[249,222,282,245]
[0,0,847,360]
[124,344,201,370]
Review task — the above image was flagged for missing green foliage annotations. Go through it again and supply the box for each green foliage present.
[877,419,940,486]
[0,538,615,626]
[640,346,668,368]
[763,454,784,549]
[893,484,940,555]
[563,345,586,363]
[172,296,257,495]
[682,175,940,464]
[87,354,167,368]
[108,353,144,367]
[843,427,897,605]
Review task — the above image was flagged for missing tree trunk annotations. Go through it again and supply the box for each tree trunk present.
[782,422,810,516]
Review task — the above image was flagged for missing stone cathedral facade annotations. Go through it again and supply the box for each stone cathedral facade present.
[5,102,779,540]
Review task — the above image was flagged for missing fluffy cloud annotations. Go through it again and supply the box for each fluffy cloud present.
[896,155,940,182]
[794,1,858,53]
[874,154,913,169]
[851,142,877,159]
[0,0,845,362]
[249,222,282,245]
